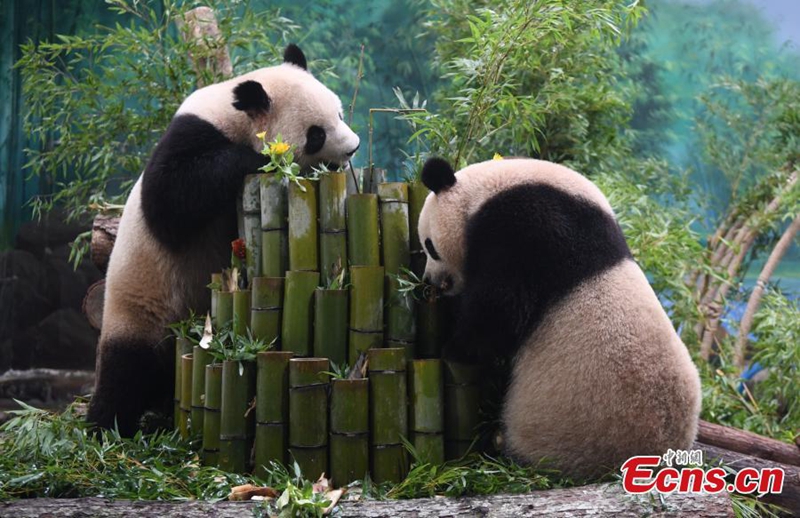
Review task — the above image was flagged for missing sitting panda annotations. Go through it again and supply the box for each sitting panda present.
[87,45,359,436]
[417,157,701,480]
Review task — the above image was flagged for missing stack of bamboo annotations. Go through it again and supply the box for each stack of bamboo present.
[171,169,482,486]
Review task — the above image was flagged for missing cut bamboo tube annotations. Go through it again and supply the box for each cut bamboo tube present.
[330,378,369,487]
[203,363,222,466]
[288,358,329,479]
[260,172,288,277]
[251,277,285,346]
[254,351,294,478]
[368,348,408,484]
[313,289,348,365]
[288,178,319,272]
[174,337,193,430]
[319,172,348,283]
[408,181,430,277]
[444,361,482,459]
[282,271,320,357]
[179,353,193,439]
[416,294,450,359]
[216,290,233,328]
[191,346,212,433]
[219,360,257,474]
[233,289,251,336]
[210,273,222,321]
[409,359,444,465]
[242,174,263,280]
[348,266,384,365]
[379,183,415,357]
[346,194,380,267]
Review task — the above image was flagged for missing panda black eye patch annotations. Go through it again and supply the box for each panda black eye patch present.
[425,238,441,261]
[305,125,326,155]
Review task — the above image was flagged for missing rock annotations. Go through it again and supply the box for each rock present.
[14,211,90,259]
[8,309,97,371]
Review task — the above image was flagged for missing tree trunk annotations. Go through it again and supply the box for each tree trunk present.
[698,420,800,467]
[0,483,733,518]
[733,214,800,368]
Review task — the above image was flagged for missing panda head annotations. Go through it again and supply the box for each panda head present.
[417,156,616,296]
[180,44,360,169]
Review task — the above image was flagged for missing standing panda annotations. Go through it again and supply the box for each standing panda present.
[417,157,701,480]
[87,45,359,436]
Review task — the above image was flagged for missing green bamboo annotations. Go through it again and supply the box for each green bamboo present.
[416,295,451,359]
[444,361,482,460]
[251,277,285,346]
[288,178,319,272]
[233,289,251,336]
[210,273,222,321]
[179,353,193,439]
[174,337,193,430]
[319,172,348,283]
[260,172,288,277]
[216,290,233,328]
[408,181,430,277]
[368,348,408,483]
[254,351,294,478]
[348,266,384,365]
[191,346,212,433]
[203,363,222,466]
[379,183,415,357]
[409,359,444,464]
[242,174,263,280]
[219,360,257,474]
[282,271,320,357]
[330,378,369,487]
[313,289,348,365]
[346,194,380,266]
[288,358,329,479]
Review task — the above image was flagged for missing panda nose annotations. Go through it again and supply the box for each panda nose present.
[346,144,360,157]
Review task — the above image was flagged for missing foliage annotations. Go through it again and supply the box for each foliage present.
[258,134,305,190]
[205,327,274,363]
[17,0,295,225]
[254,462,332,518]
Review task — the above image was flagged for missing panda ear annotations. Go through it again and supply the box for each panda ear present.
[283,44,308,71]
[421,157,457,194]
[232,80,271,117]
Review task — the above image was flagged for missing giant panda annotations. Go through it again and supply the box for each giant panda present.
[87,45,359,436]
[417,157,701,480]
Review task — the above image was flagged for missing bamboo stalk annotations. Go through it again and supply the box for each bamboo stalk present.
[191,346,212,434]
[379,183,415,357]
[203,363,222,466]
[313,289,349,365]
[282,271,320,357]
[289,358,329,479]
[219,360,257,474]
[288,179,319,272]
[319,172,348,283]
[210,273,222,321]
[444,361,481,460]
[216,290,233,328]
[349,266,385,365]
[254,351,294,478]
[407,181,430,278]
[242,174,263,280]
[260,172,289,278]
[251,277,285,346]
[409,359,444,465]
[346,194,380,266]
[179,353,193,439]
[330,378,369,487]
[368,348,408,483]
[416,294,450,359]
[174,337,193,430]
[233,289,251,336]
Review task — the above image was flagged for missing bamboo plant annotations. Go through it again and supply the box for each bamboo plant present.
[250,276,285,345]
[319,171,349,282]
[348,266,384,364]
[407,180,430,277]
[241,173,263,280]
[288,358,329,479]
[190,345,212,433]
[313,265,348,364]
[282,271,320,357]
[179,353,193,439]
[288,178,319,272]
[203,363,223,466]
[443,361,482,459]
[254,350,294,479]
[260,172,288,277]
[329,369,369,488]
[218,359,257,474]
[346,193,380,266]
[409,359,445,464]
[368,348,408,484]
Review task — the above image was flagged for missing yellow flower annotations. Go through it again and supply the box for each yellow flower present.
[270,142,291,155]
[256,131,267,140]
[493,153,503,160]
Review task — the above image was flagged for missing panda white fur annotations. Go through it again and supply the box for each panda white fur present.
[87,45,359,435]
[417,157,701,480]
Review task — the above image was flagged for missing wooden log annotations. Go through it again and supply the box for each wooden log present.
[0,484,733,517]
[82,279,105,330]
[90,214,119,274]
[698,420,800,467]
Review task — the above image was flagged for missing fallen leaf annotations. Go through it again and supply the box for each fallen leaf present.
[199,313,213,349]
[228,483,280,501]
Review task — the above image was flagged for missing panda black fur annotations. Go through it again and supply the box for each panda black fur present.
[87,45,359,436]
[417,157,701,480]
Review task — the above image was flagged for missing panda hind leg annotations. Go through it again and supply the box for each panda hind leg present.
[86,336,173,437]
